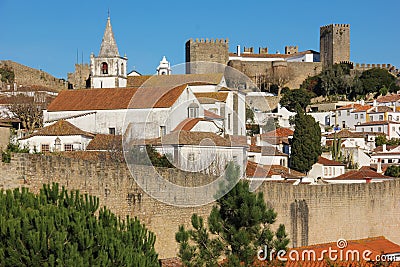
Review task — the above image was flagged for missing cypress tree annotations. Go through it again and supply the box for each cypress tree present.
[290,106,322,174]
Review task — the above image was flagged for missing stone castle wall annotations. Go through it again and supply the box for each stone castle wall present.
[0,60,67,91]
[185,38,229,74]
[1,154,400,259]
[67,63,91,89]
[320,24,350,68]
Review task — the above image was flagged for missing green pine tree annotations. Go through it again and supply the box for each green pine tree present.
[176,162,289,266]
[0,183,160,267]
[290,106,322,173]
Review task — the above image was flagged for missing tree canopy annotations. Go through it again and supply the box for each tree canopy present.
[279,88,315,112]
[0,183,160,267]
[176,162,289,266]
[290,108,322,173]
[300,64,399,100]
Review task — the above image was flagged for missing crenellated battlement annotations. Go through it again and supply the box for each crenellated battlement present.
[189,38,229,44]
[320,23,350,30]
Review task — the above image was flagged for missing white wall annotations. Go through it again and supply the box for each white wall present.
[20,135,92,153]
[308,163,345,179]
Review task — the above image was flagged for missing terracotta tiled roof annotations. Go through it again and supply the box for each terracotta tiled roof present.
[317,156,345,166]
[204,109,223,119]
[377,93,400,103]
[47,88,138,111]
[127,73,224,88]
[194,92,229,104]
[268,165,305,178]
[146,131,239,147]
[368,105,394,113]
[128,84,188,109]
[229,135,248,146]
[373,145,399,153]
[21,120,94,139]
[326,129,372,139]
[246,161,269,178]
[330,168,392,181]
[262,127,294,138]
[356,120,400,126]
[47,85,188,111]
[246,161,304,179]
[282,236,400,267]
[337,103,372,112]
[86,134,122,151]
[249,145,261,153]
[172,118,204,132]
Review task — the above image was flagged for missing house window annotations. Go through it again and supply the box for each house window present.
[370,127,373,132]
[342,121,345,128]
[121,63,124,75]
[280,158,286,166]
[160,126,166,137]
[233,155,238,163]
[347,110,350,116]
[355,114,358,119]
[101,62,108,74]
[109,128,116,135]
[41,144,50,152]
[370,116,373,122]
[324,167,328,176]
[378,127,382,132]
[379,115,384,121]
[360,114,364,119]
[392,126,395,132]
[188,103,199,118]
[388,159,393,163]
[338,111,341,116]
[389,115,392,121]
[64,144,73,152]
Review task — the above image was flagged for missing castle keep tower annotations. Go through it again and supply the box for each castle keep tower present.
[320,24,350,68]
[185,38,229,74]
[90,16,127,88]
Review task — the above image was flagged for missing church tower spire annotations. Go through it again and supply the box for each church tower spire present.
[99,16,120,57]
[90,14,128,88]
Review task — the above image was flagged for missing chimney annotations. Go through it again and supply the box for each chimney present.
[377,158,382,174]
[383,144,387,152]
[373,99,377,107]
[237,45,241,56]
[361,99,365,105]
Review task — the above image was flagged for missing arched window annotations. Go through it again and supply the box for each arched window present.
[101,62,108,74]
[121,63,124,75]
[188,103,199,118]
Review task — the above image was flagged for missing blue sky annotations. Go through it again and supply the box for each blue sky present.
[1,0,399,79]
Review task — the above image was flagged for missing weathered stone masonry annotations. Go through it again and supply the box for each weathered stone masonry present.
[1,154,400,259]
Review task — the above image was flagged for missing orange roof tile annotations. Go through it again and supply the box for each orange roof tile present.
[47,88,138,111]
[337,103,372,112]
[262,127,294,138]
[330,169,392,181]
[317,156,345,166]
[204,109,223,119]
[368,105,394,113]
[128,84,188,109]
[86,134,122,151]
[194,92,229,104]
[377,93,400,103]
[246,161,304,179]
[146,131,238,147]
[21,120,94,139]
[172,118,204,132]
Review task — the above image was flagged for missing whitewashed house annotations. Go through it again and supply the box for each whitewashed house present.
[143,131,247,174]
[19,120,94,153]
[355,121,400,139]
[371,144,400,165]
[308,156,346,179]
[44,85,205,140]
[334,103,372,129]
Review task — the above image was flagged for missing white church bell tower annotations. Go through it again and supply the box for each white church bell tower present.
[90,15,127,88]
